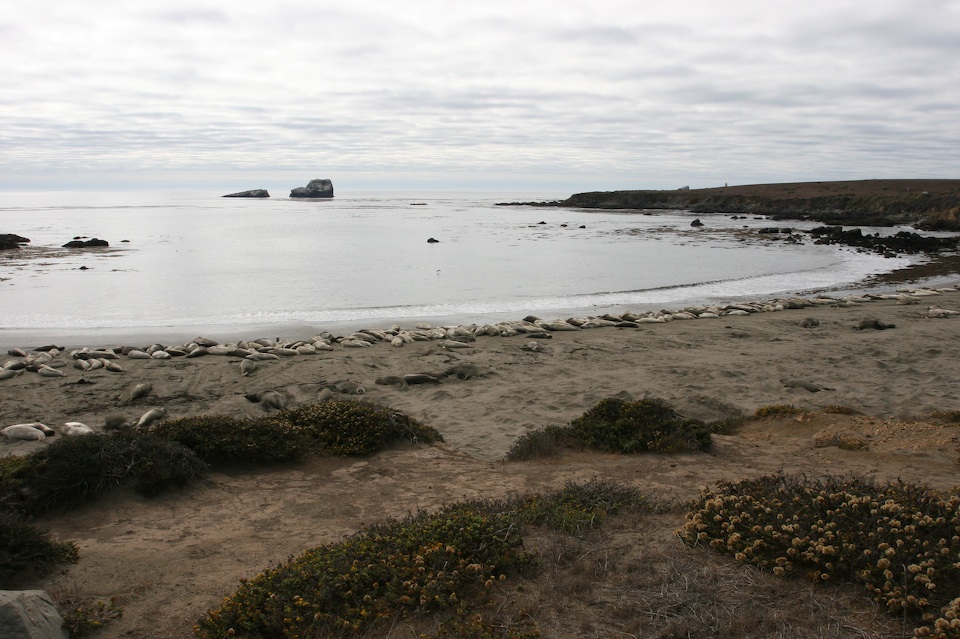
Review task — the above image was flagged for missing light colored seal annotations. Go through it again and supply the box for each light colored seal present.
[2,424,46,440]
[317,388,336,402]
[240,359,257,377]
[130,382,153,400]
[136,407,167,428]
[62,422,94,436]
[335,381,366,395]
[37,365,66,378]
[0,369,23,380]
[799,318,820,328]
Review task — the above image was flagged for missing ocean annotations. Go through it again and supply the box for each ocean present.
[0,190,923,344]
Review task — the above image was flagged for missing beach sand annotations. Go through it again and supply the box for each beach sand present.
[4,289,960,637]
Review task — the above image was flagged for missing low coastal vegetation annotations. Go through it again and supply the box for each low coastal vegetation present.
[194,480,648,639]
[681,473,960,638]
[6,398,960,637]
[505,397,713,461]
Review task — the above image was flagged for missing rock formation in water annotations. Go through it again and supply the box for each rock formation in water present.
[290,179,334,198]
[0,234,30,250]
[223,189,270,198]
[62,238,109,248]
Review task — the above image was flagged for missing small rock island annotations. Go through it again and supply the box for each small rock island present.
[223,189,270,198]
[290,179,334,198]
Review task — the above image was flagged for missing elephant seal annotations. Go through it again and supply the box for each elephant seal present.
[781,378,834,392]
[245,390,288,410]
[443,364,481,380]
[2,424,46,440]
[104,414,133,431]
[856,319,896,330]
[240,359,257,377]
[0,369,23,380]
[317,388,336,402]
[37,365,66,378]
[136,407,167,428]
[130,382,153,400]
[376,376,409,388]
[799,317,819,328]
[402,374,441,385]
[334,381,365,395]
[62,422,94,436]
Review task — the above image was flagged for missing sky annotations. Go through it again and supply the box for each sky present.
[2,0,959,193]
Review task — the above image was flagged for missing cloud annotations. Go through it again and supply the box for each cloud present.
[1,0,958,191]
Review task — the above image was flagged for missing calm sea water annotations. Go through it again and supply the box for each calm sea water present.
[0,190,918,342]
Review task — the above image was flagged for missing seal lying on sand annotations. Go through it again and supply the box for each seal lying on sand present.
[856,318,896,330]
[136,407,167,428]
[375,376,408,388]
[443,364,481,380]
[2,424,47,440]
[245,390,288,410]
[781,378,834,392]
[402,374,441,385]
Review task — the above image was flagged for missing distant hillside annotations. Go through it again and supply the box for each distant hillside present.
[556,179,960,230]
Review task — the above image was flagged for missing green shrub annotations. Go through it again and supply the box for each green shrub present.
[0,434,206,514]
[194,499,533,638]
[512,479,648,533]
[504,424,581,461]
[680,473,960,631]
[58,596,123,637]
[0,511,78,582]
[149,414,308,463]
[274,400,442,456]
[569,397,711,453]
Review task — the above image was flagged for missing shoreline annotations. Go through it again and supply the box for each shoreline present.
[4,283,960,463]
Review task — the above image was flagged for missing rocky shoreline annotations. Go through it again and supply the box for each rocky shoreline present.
[503,179,960,230]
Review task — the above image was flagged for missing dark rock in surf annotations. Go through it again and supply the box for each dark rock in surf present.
[223,189,270,198]
[62,238,109,248]
[0,234,30,250]
[290,179,334,198]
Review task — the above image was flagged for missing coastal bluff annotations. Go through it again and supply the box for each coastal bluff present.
[517,179,960,230]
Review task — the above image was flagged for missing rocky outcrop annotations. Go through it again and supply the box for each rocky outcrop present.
[290,179,334,198]
[223,189,269,198]
[62,238,109,248]
[0,590,69,639]
[0,234,30,250]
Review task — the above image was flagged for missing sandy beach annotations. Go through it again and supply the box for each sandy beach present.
[4,287,960,637]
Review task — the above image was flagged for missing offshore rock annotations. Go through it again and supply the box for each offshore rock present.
[223,189,270,198]
[62,238,109,248]
[290,178,334,198]
[0,234,30,250]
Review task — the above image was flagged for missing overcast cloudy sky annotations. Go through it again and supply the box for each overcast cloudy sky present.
[2,1,958,192]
